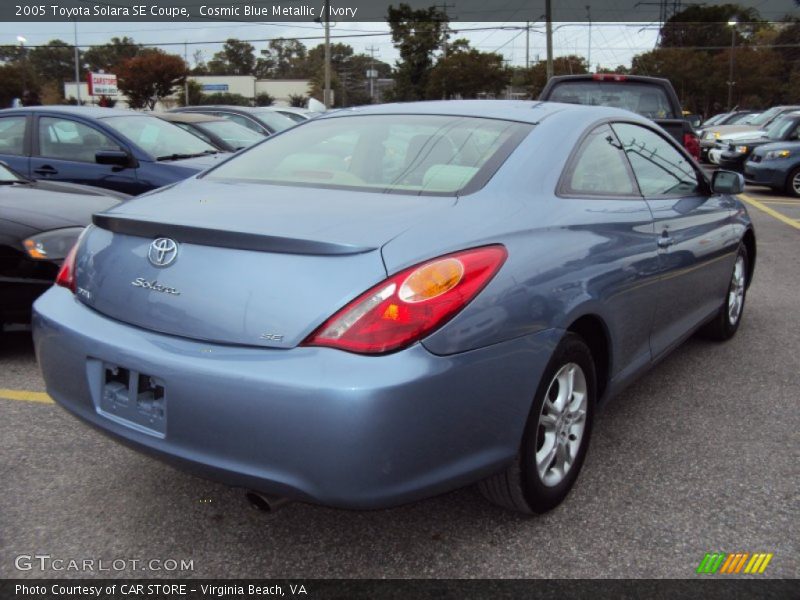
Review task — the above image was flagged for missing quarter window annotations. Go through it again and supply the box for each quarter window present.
[39,117,121,163]
[0,116,27,156]
[562,124,637,196]
[613,123,700,197]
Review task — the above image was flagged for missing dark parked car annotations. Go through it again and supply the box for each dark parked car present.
[34,101,755,514]
[168,105,296,137]
[539,74,701,160]
[0,161,126,329]
[156,112,265,152]
[0,106,227,196]
[744,141,800,197]
[719,111,800,173]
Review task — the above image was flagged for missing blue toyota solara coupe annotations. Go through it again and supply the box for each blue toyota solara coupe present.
[33,101,755,514]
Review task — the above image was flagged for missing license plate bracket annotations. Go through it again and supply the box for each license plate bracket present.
[92,361,167,437]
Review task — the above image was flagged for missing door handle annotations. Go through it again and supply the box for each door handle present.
[657,233,675,248]
[34,165,58,176]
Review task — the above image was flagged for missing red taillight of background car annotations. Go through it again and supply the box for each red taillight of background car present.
[684,132,700,160]
[303,245,508,354]
[55,242,78,293]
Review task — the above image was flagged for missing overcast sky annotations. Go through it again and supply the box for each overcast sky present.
[2,20,663,71]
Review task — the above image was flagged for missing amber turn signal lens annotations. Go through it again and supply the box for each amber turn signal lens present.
[398,258,464,303]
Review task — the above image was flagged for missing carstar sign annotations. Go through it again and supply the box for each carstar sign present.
[87,72,118,96]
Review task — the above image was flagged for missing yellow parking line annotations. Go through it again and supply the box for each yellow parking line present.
[759,200,800,206]
[740,194,800,231]
[0,388,54,404]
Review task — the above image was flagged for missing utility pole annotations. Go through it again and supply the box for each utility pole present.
[323,0,331,108]
[586,6,592,73]
[727,19,737,110]
[525,21,530,69]
[73,19,81,104]
[366,45,379,102]
[184,41,190,106]
[545,0,554,80]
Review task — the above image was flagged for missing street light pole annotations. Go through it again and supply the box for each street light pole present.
[323,0,331,109]
[16,36,26,94]
[73,19,81,104]
[727,19,737,111]
[545,0,554,80]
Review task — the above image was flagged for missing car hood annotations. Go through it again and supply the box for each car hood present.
[0,181,123,233]
[750,141,800,157]
[707,124,761,137]
[719,130,766,143]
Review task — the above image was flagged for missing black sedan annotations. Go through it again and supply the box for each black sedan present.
[719,111,800,172]
[156,112,266,152]
[0,161,127,329]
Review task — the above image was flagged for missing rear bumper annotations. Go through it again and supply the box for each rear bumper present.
[744,161,787,188]
[718,153,747,172]
[33,287,560,509]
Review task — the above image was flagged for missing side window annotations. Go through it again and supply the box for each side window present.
[562,124,637,196]
[38,117,121,163]
[0,116,28,156]
[612,123,700,197]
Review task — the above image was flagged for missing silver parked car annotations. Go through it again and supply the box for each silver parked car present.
[34,101,755,514]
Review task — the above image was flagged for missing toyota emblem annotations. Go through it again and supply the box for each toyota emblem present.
[148,238,179,267]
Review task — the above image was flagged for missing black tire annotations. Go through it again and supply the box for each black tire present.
[478,332,596,514]
[699,244,748,341]
[786,167,800,198]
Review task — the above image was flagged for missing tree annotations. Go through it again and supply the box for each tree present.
[427,40,509,99]
[27,40,74,86]
[177,79,207,106]
[116,49,186,110]
[525,55,588,97]
[255,92,275,106]
[207,39,256,75]
[658,4,763,49]
[287,93,307,107]
[257,39,308,78]
[83,37,140,73]
[0,63,25,107]
[386,3,448,101]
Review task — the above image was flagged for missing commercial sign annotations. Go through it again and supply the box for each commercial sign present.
[87,72,118,96]
[201,84,229,92]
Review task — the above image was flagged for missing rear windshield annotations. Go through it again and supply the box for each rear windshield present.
[252,110,296,133]
[205,114,532,195]
[548,81,677,119]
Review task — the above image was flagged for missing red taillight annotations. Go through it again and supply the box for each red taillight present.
[303,245,508,354]
[683,132,700,160]
[592,73,627,82]
[55,242,78,293]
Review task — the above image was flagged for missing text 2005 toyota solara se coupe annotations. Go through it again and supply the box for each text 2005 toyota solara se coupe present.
[33,101,755,514]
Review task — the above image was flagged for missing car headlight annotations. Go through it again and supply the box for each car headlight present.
[713,132,721,138]
[734,145,748,154]
[23,227,85,261]
[764,149,792,160]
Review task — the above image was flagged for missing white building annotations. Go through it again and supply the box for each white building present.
[64,75,312,109]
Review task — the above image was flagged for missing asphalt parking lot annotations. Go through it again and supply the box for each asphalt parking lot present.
[1,187,798,580]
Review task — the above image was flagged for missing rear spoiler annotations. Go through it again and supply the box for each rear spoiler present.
[92,214,376,256]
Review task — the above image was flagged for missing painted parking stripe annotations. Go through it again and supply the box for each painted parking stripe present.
[0,388,53,404]
[740,194,800,231]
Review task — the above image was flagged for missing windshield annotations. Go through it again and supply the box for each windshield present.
[749,107,785,127]
[764,115,800,140]
[729,112,758,124]
[252,110,296,133]
[547,81,677,119]
[102,115,218,159]
[0,162,23,182]
[198,120,264,149]
[703,113,727,126]
[276,111,308,123]
[205,114,532,195]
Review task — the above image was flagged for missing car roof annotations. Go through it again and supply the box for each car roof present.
[174,105,262,113]
[317,100,638,125]
[156,112,224,123]
[0,105,141,118]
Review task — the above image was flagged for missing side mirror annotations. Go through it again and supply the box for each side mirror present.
[95,150,131,167]
[686,114,702,129]
[712,170,745,195]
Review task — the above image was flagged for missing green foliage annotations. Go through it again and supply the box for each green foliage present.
[0,63,25,107]
[177,79,206,106]
[196,92,251,106]
[257,39,308,78]
[83,37,140,73]
[427,43,509,99]
[255,92,275,106]
[287,93,307,107]
[208,39,256,76]
[385,3,448,101]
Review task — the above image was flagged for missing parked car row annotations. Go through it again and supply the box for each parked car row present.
[700,105,800,163]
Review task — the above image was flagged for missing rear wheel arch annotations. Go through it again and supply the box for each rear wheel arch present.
[566,314,611,401]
